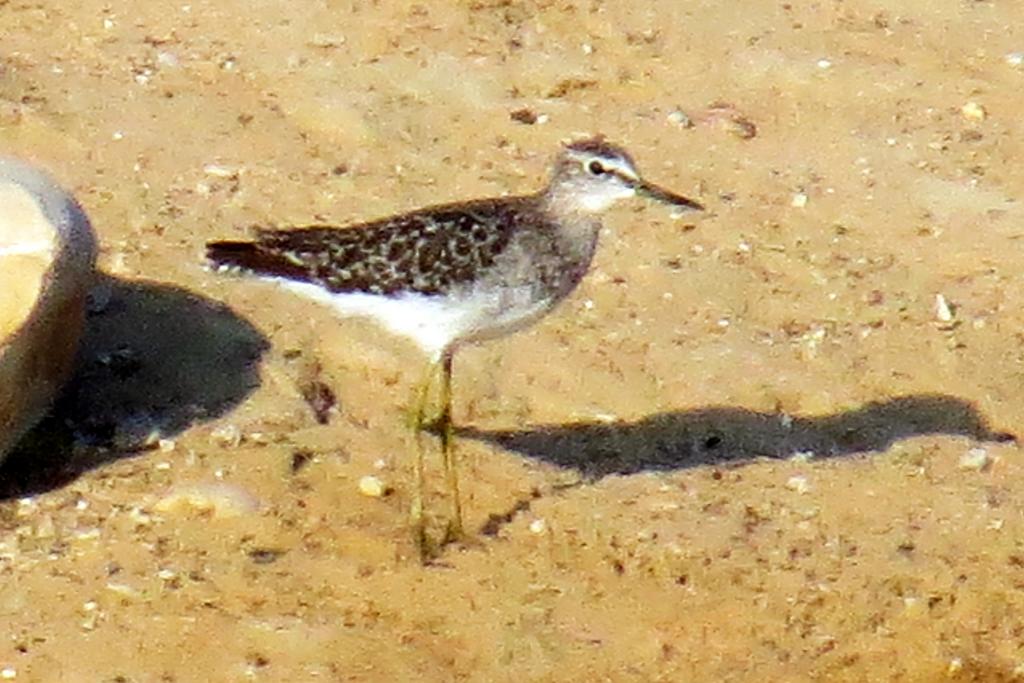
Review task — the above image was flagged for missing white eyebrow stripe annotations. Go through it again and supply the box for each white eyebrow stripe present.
[599,160,639,182]
[566,152,638,178]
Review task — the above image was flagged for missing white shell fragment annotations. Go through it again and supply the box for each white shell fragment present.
[934,294,954,323]
[202,163,238,178]
[958,448,991,472]
[0,158,97,461]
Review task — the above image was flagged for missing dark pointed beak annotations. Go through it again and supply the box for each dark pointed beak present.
[636,180,703,212]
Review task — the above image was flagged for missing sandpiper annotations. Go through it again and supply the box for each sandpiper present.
[206,137,703,559]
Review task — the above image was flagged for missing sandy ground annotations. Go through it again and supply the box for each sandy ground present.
[3,0,1024,680]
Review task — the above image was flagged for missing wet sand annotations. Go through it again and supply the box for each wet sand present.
[3,1,1024,680]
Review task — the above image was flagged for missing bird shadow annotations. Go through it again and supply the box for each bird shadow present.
[458,394,1015,479]
[0,274,268,499]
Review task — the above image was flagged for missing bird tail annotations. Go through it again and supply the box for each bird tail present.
[206,240,307,279]
[207,240,259,270]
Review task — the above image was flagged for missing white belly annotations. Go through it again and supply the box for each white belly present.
[273,278,554,361]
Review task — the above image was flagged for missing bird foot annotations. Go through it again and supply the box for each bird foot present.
[441,519,466,546]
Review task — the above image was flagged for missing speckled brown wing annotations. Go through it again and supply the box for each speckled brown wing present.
[207,197,533,296]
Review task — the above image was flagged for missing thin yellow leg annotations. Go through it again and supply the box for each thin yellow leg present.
[439,348,463,544]
[410,359,438,561]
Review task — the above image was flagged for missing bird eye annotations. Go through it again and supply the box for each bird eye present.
[587,160,606,175]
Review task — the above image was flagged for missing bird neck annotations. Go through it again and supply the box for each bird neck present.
[539,176,613,215]
[534,189,602,243]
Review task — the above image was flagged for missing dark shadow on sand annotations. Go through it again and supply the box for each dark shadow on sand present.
[458,395,1015,479]
[0,275,268,498]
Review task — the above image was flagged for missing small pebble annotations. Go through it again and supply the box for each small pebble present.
[34,515,55,539]
[107,250,131,276]
[528,519,547,535]
[667,110,693,128]
[959,448,990,471]
[509,108,538,125]
[961,101,986,122]
[720,116,757,139]
[154,482,260,517]
[249,548,283,564]
[358,475,387,498]
[791,192,808,208]
[786,475,810,494]
[157,51,180,68]
[129,507,153,527]
[210,424,243,448]
[307,33,346,48]
[947,657,963,676]
[1,667,16,679]
[1006,52,1024,67]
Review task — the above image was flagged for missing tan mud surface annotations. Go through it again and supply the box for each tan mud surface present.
[3,1,1024,680]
